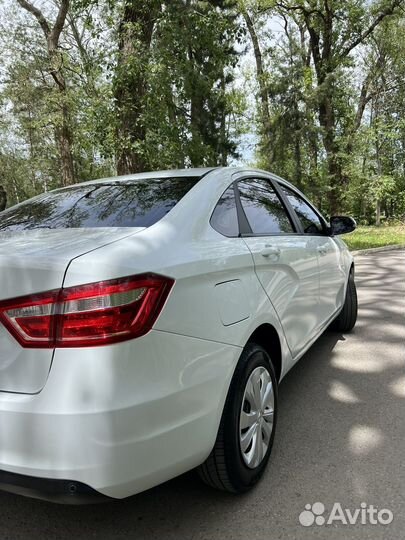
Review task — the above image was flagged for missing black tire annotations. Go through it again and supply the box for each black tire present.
[198,343,278,493]
[332,271,358,332]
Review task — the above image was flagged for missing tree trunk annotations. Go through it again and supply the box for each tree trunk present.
[48,47,75,186]
[376,200,381,226]
[0,186,7,211]
[115,1,161,175]
[291,97,302,188]
[293,129,302,189]
[57,102,75,186]
[218,73,228,167]
[241,8,272,166]
[304,12,344,214]
[318,94,343,215]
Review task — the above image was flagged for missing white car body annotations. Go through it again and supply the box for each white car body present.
[0,167,353,502]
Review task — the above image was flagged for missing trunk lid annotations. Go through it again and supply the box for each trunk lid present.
[0,228,144,393]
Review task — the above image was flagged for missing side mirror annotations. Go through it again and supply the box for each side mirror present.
[329,215,356,235]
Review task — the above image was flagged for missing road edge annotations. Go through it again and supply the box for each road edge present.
[351,244,405,256]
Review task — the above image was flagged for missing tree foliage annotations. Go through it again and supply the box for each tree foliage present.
[0,0,404,223]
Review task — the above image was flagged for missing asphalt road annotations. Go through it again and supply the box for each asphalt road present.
[0,249,404,540]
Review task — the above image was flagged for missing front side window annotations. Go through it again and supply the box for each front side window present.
[210,186,239,237]
[238,179,294,235]
[0,177,199,231]
[280,185,324,234]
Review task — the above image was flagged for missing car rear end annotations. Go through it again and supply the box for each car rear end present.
[0,227,154,502]
[0,171,240,502]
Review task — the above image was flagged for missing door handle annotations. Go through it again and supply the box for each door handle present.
[260,245,281,258]
[317,246,327,256]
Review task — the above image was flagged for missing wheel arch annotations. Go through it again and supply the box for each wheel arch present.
[246,324,282,381]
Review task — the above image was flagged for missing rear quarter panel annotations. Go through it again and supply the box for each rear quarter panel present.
[63,169,293,374]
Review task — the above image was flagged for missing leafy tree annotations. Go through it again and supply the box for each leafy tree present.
[1,0,405,223]
[243,0,404,213]
[16,0,75,186]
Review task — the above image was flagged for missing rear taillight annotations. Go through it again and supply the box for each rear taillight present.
[0,274,174,348]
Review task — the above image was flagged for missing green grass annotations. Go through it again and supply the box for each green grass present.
[343,225,405,251]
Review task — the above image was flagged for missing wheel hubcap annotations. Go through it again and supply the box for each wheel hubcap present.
[239,365,275,469]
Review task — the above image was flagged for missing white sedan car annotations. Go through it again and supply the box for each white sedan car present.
[0,167,357,503]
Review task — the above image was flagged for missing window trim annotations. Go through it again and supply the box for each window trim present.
[210,173,330,239]
[233,182,252,236]
[234,176,298,237]
[276,181,329,237]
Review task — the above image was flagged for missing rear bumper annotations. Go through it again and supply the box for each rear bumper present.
[0,469,110,504]
[0,330,240,500]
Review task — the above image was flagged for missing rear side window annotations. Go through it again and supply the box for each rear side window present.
[280,186,324,234]
[210,186,239,237]
[238,179,294,234]
[0,177,199,231]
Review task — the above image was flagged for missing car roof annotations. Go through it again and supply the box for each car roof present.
[54,166,299,192]
[61,168,218,189]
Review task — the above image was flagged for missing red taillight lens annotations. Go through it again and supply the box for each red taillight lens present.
[0,274,174,348]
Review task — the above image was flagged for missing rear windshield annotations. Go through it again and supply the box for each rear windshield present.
[0,177,199,231]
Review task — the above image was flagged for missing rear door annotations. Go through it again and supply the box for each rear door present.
[278,184,347,324]
[236,176,321,357]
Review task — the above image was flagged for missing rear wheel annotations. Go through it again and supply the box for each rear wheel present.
[332,271,358,332]
[198,343,278,493]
